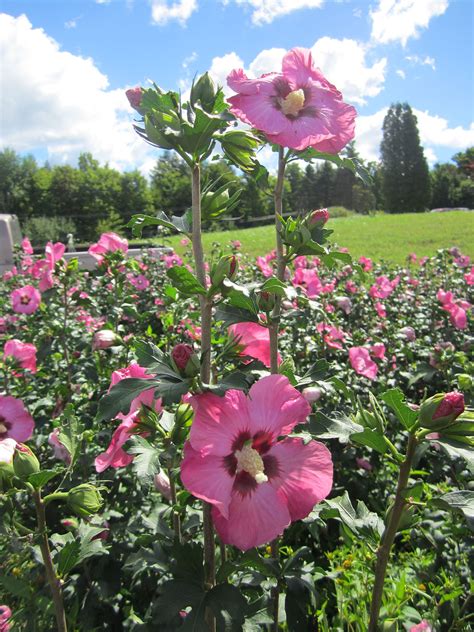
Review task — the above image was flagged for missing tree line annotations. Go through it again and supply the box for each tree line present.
[0,102,472,245]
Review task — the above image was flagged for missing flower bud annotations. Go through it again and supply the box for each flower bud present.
[211,255,238,287]
[399,326,416,342]
[67,484,103,518]
[256,290,275,312]
[302,386,322,404]
[190,72,216,112]
[92,330,120,350]
[125,87,144,111]
[308,208,329,227]
[13,443,40,479]
[171,344,200,377]
[419,392,465,430]
[154,470,172,500]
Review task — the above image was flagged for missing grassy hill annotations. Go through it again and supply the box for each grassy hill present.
[163,211,474,264]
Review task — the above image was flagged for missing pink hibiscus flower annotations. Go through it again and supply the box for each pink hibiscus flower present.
[0,396,35,442]
[48,428,71,465]
[369,275,396,300]
[229,322,279,368]
[375,302,386,318]
[0,604,12,632]
[95,398,162,473]
[370,343,386,360]
[317,323,346,350]
[181,375,333,550]
[464,266,474,285]
[109,362,155,415]
[3,339,37,373]
[227,48,356,153]
[10,285,41,314]
[358,256,373,272]
[0,439,17,466]
[348,347,378,380]
[127,273,150,290]
[88,232,128,263]
[21,237,33,255]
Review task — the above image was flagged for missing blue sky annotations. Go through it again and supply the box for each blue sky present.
[0,0,473,174]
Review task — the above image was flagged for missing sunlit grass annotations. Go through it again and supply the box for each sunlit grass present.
[160,211,474,264]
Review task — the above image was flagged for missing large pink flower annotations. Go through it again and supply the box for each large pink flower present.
[0,396,35,442]
[227,48,356,153]
[229,322,280,368]
[348,347,378,380]
[88,232,128,263]
[109,362,155,414]
[3,339,37,373]
[181,375,333,550]
[10,285,41,314]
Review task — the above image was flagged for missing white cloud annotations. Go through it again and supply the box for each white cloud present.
[210,38,386,105]
[150,0,197,26]
[355,107,474,165]
[396,69,406,79]
[231,0,324,25]
[370,0,449,47]
[182,51,197,69]
[0,13,154,174]
[405,54,436,70]
[64,18,78,29]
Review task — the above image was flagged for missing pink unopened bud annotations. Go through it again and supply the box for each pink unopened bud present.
[126,87,143,110]
[309,208,329,226]
[92,330,119,350]
[302,387,322,404]
[171,343,194,370]
[154,471,172,500]
[419,391,465,430]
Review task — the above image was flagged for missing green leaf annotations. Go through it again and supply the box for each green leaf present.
[260,277,287,296]
[222,281,259,314]
[134,339,165,367]
[127,210,190,237]
[322,492,384,541]
[167,266,206,297]
[351,428,388,454]
[128,436,161,483]
[95,378,160,421]
[433,437,474,472]
[57,539,81,576]
[204,371,254,396]
[309,412,363,443]
[431,490,474,527]
[381,388,418,430]
[298,359,330,387]
[215,304,259,327]
[206,583,247,632]
[27,469,61,490]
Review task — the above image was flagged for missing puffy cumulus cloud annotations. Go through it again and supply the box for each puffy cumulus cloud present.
[0,13,154,174]
[396,69,406,79]
[150,0,197,26]
[209,51,244,93]
[210,39,386,105]
[370,0,449,47]
[230,0,324,25]
[311,37,386,105]
[355,107,474,165]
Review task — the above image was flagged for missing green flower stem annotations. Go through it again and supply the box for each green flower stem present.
[191,161,215,632]
[268,145,288,631]
[368,433,418,631]
[33,490,68,632]
[167,468,182,543]
[43,492,68,506]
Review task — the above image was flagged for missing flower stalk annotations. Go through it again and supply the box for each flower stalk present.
[191,161,216,630]
[368,433,418,631]
[33,490,68,632]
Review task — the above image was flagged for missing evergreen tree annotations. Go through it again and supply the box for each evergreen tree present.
[380,103,431,213]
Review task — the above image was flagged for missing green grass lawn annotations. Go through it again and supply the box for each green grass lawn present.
[161,211,474,265]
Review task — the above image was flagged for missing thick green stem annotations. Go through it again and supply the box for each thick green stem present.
[368,434,418,631]
[191,162,215,631]
[33,490,68,632]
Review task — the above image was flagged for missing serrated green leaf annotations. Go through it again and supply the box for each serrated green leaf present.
[27,469,61,490]
[95,378,160,421]
[381,388,418,430]
[351,428,388,454]
[309,412,363,442]
[215,305,259,326]
[167,266,206,297]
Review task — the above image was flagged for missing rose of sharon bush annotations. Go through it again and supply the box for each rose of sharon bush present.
[181,375,333,550]
[227,47,356,152]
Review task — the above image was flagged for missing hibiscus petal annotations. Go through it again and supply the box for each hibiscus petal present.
[188,390,251,456]
[180,442,234,519]
[247,375,310,438]
[0,396,35,442]
[227,93,288,135]
[94,417,136,473]
[269,438,333,521]
[212,483,291,551]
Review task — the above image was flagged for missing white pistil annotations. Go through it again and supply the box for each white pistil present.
[280,89,305,116]
[235,443,268,484]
